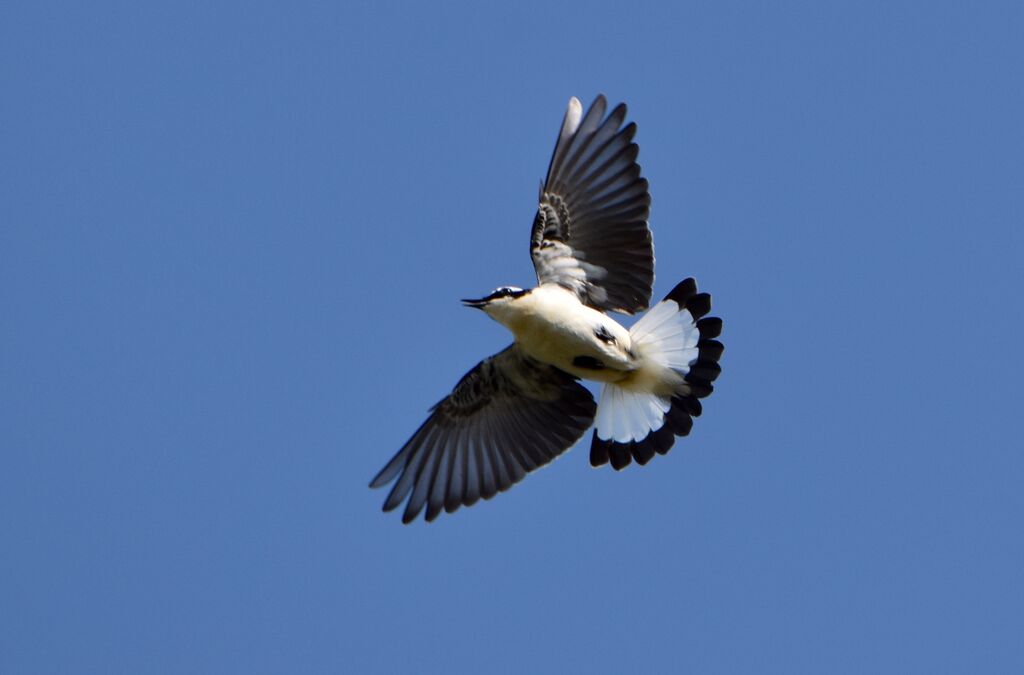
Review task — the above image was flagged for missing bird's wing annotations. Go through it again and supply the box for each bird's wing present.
[530,95,654,314]
[369,345,596,523]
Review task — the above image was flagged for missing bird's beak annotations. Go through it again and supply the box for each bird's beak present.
[461,297,488,309]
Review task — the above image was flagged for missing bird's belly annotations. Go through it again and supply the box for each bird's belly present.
[511,313,633,383]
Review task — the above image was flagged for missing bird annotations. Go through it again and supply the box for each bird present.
[370,95,724,523]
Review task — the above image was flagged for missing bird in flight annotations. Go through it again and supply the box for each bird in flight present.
[370,95,724,523]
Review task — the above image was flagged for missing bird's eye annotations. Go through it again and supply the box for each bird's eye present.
[484,286,523,301]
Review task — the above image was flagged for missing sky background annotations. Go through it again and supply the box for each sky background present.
[2,2,1023,673]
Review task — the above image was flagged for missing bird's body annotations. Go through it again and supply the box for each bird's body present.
[487,284,635,382]
[370,95,725,523]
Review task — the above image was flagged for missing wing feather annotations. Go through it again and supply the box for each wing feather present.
[370,345,597,523]
[531,96,654,314]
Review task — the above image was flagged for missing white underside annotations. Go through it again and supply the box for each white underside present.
[594,298,701,443]
[491,284,634,380]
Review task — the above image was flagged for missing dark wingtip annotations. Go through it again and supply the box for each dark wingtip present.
[425,504,443,523]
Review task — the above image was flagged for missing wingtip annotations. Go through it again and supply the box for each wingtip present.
[563,97,583,135]
[401,502,423,524]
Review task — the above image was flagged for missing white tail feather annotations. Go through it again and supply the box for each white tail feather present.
[594,297,700,442]
[630,299,700,373]
[595,386,670,443]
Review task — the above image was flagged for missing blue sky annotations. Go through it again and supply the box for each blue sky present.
[2,1,1023,673]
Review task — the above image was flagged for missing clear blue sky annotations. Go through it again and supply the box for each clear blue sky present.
[3,2,1022,673]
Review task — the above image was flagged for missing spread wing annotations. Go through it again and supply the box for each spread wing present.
[369,346,596,523]
[531,95,654,314]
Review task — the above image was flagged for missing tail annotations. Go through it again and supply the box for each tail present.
[590,278,724,470]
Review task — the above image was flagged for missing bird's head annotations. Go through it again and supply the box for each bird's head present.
[462,286,530,322]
